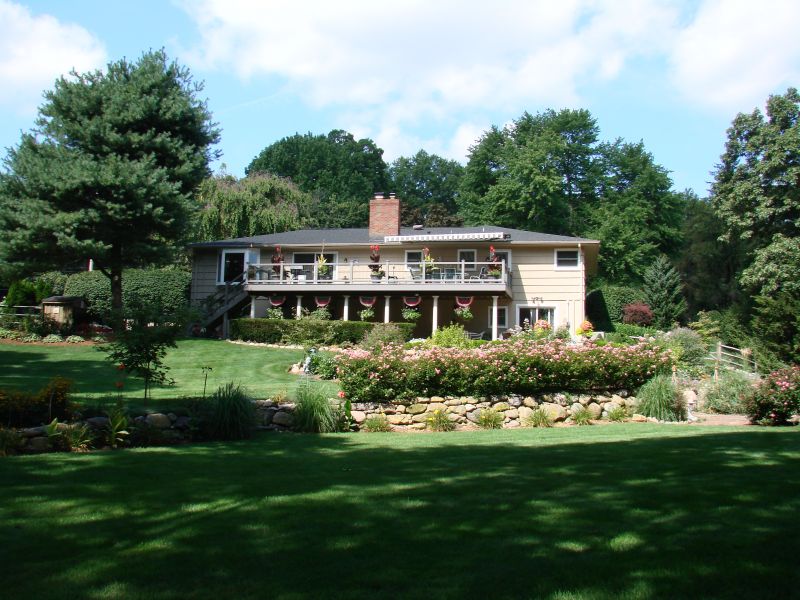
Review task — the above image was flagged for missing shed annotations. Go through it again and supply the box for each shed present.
[41,296,86,328]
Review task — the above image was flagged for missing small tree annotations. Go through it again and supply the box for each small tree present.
[642,256,687,329]
[103,308,182,400]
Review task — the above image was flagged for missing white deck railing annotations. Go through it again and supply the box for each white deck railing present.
[245,261,509,286]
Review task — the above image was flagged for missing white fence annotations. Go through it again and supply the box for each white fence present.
[710,341,758,377]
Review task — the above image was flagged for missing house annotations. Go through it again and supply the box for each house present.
[188,193,599,339]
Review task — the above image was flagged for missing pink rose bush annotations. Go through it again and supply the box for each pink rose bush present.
[745,365,800,425]
[336,339,672,402]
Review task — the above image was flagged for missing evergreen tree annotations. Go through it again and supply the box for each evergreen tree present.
[642,255,687,329]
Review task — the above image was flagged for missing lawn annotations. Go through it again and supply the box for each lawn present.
[1,425,798,599]
[0,339,337,406]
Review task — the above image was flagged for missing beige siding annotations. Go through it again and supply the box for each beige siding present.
[190,249,221,305]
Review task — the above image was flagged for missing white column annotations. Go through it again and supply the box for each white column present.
[343,295,350,321]
[432,295,439,334]
[491,295,499,341]
[384,295,391,323]
[296,295,303,318]
[250,296,256,318]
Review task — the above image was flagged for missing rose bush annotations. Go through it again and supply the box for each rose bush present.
[336,339,672,402]
[745,366,800,425]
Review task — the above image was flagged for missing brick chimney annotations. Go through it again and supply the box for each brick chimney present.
[369,192,401,238]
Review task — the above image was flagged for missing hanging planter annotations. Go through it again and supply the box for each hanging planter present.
[359,296,377,307]
[269,296,286,307]
[271,245,284,275]
[455,296,473,308]
[403,296,422,307]
[315,296,331,308]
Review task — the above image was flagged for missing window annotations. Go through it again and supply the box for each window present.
[405,250,423,264]
[517,306,555,328]
[488,306,508,329]
[555,249,580,269]
[457,249,477,270]
[292,252,337,278]
[218,249,258,284]
[490,249,512,270]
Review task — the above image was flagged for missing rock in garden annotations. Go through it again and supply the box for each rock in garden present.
[506,420,520,428]
[86,416,109,429]
[466,410,480,423]
[407,403,426,415]
[449,405,466,415]
[428,402,447,411]
[587,403,602,418]
[523,397,537,407]
[570,402,583,415]
[387,414,411,425]
[350,410,366,424]
[540,402,567,421]
[27,436,51,452]
[605,401,621,414]
[272,411,293,427]
[518,406,533,421]
[625,398,639,408]
[167,413,178,422]
[174,416,192,430]
[411,413,429,423]
[632,414,647,422]
[504,409,518,419]
[492,402,510,412]
[394,405,406,414]
[507,396,522,407]
[146,413,172,429]
[21,426,46,437]
[430,396,445,404]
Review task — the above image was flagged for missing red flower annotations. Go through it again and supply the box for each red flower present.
[117,363,126,371]
[337,390,346,398]
[115,381,124,389]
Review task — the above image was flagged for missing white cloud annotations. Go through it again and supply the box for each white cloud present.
[180,0,686,157]
[670,0,800,113]
[0,1,106,115]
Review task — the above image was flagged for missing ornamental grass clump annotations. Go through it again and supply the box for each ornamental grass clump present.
[293,381,347,433]
[362,414,392,433]
[702,371,755,414]
[524,408,553,428]
[426,409,455,432]
[607,405,628,422]
[637,375,686,422]
[477,408,504,429]
[572,406,593,426]
[203,383,256,440]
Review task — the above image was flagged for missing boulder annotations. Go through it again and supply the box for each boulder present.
[27,436,51,453]
[86,416,110,429]
[504,409,519,419]
[604,401,621,414]
[146,413,172,429]
[587,402,603,419]
[506,420,520,428]
[625,398,639,409]
[492,402,510,412]
[411,413,429,423]
[540,402,567,422]
[167,413,178,422]
[428,402,447,411]
[507,396,522,407]
[430,396,445,404]
[631,413,647,422]
[449,405,467,415]
[174,416,192,430]
[350,410,367,424]
[21,426,46,438]
[387,414,411,425]
[272,411,294,427]
[466,410,480,423]
[518,406,534,421]
[407,403,426,415]
[523,397,537,407]
[570,402,583,415]
[394,405,406,414]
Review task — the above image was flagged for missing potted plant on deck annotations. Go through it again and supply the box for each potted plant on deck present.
[369,244,384,282]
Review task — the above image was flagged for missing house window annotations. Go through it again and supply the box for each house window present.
[457,249,477,270]
[555,249,580,269]
[517,306,555,329]
[218,249,258,284]
[488,306,508,329]
[292,252,337,278]
[405,250,423,264]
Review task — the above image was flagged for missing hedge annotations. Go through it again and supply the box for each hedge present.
[64,268,191,319]
[231,318,415,346]
[586,285,646,328]
[336,339,672,402]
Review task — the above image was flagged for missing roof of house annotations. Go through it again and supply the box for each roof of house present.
[188,226,599,249]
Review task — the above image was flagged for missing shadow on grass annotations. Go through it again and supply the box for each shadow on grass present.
[1,427,798,599]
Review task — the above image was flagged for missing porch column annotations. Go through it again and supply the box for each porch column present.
[432,295,439,334]
[384,295,391,323]
[491,295,499,341]
[343,295,350,321]
[250,296,256,319]
[296,295,303,318]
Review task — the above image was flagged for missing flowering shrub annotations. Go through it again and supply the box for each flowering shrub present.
[576,320,594,337]
[745,366,800,425]
[623,303,654,326]
[336,339,672,402]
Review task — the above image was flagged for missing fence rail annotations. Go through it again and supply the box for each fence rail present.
[710,341,758,376]
[0,304,42,327]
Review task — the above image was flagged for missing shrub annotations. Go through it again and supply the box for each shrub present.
[21,333,42,343]
[702,371,755,414]
[0,327,22,340]
[426,323,471,348]
[362,414,392,432]
[0,377,73,427]
[42,334,64,344]
[63,423,94,452]
[307,351,338,379]
[524,408,553,428]
[571,406,593,425]
[637,375,686,422]
[745,366,800,425]
[337,339,672,402]
[588,285,645,325]
[361,323,407,351]
[622,303,654,326]
[33,271,68,298]
[663,327,708,366]
[65,335,85,344]
[64,268,190,320]
[266,307,284,320]
[293,381,346,433]
[477,408,504,429]
[3,279,38,308]
[230,318,414,346]
[426,409,455,432]
[642,256,687,329]
[607,405,628,422]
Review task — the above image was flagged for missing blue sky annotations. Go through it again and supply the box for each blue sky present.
[2,0,799,199]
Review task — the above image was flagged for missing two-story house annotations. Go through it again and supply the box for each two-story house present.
[188,193,599,340]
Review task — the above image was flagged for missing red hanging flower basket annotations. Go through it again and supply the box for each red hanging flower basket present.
[403,296,422,307]
[269,296,286,307]
[455,296,474,308]
[359,296,377,307]
[315,296,331,308]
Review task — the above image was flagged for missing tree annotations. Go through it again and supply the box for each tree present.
[193,173,315,241]
[246,130,389,227]
[642,255,687,329]
[711,87,800,297]
[0,50,219,325]
[388,150,464,226]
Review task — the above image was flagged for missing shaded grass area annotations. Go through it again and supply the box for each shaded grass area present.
[1,425,798,599]
[0,339,337,407]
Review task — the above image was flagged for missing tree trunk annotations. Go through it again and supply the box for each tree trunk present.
[110,268,124,331]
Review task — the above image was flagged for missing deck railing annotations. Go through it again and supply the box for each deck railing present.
[245,261,509,286]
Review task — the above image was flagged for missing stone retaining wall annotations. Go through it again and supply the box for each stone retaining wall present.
[254,391,640,431]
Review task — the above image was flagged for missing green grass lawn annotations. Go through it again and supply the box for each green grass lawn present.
[0,339,337,406]
[1,425,798,599]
